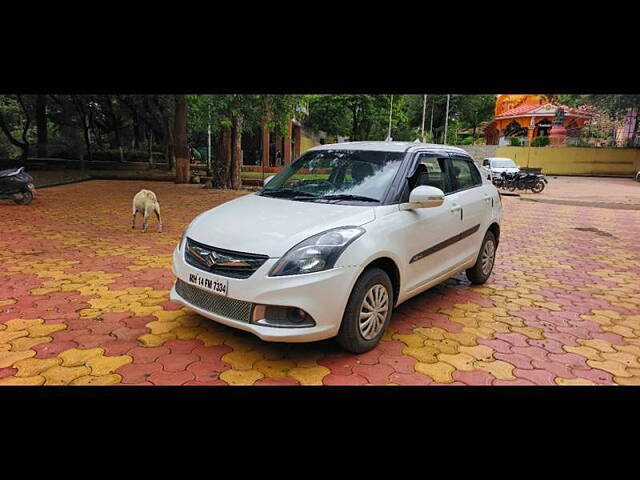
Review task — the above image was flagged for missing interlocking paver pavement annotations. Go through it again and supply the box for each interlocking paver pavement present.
[1,179,639,385]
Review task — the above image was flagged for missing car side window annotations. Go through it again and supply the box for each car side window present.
[451,157,482,191]
[412,155,452,193]
[482,159,489,167]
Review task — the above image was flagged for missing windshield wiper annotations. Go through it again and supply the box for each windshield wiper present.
[299,194,379,203]
[260,189,317,198]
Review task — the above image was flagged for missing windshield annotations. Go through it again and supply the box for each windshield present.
[260,149,405,203]
[491,159,517,168]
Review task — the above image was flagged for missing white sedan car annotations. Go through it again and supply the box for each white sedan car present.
[482,157,520,177]
[171,142,502,353]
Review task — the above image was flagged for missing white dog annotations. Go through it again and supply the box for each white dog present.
[132,189,162,233]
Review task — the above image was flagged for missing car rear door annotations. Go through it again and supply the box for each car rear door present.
[447,154,489,262]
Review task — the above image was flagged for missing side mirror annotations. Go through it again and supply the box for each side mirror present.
[263,175,275,186]
[401,185,445,210]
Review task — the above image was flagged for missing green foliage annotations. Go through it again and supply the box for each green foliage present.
[460,137,474,145]
[509,137,523,146]
[531,136,550,147]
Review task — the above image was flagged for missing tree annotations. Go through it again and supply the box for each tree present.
[174,95,190,184]
[0,95,34,161]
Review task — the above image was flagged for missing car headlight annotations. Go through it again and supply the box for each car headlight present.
[269,226,365,276]
[178,214,204,252]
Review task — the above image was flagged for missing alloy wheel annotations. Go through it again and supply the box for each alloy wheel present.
[358,284,389,340]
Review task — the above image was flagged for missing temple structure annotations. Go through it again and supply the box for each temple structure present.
[484,94,592,146]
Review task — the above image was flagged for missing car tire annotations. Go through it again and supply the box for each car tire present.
[466,231,497,285]
[13,190,33,205]
[336,267,393,354]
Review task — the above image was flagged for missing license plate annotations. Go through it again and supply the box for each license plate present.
[187,272,228,296]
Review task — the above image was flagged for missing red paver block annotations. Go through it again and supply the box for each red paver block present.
[102,339,139,356]
[75,334,115,349]
[165,339,201,355]
[513,368,557,385]
[128,346,171,364]
[389,372,433,385]
[322,373,369,385]
[317,355,359,376]
[147,370,195,385]
[452,370,494,386]
[352,364,395,385]
[255,377,300,386]
[378,354,416,374]
[494,352,534,370]
[33,341,79,359]
[158,353,199,372]
[117,362,163,384]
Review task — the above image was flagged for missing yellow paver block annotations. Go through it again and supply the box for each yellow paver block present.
[254,360,297,380]
[443,331,479,347]
[288,366,330,385]
[511,326,545,340]
[4,318,43,331]
[438,353,476,371]
[592,310,623,320]
[0,299,16,307]
[0,330,29,344]
[563,345,605,362]
[578,338,617,353]
[0,375,45,386]
[153,309,190,323]
[586,360,631,378]
[414,361,455,383]
[176,315,202,328]
[613,344,640,357]
[171,326,199,340]
[423,339,460,354]
[555,377,597,386]
[473,360,516,380]
[601,352,640,369]
[145,321,180,335]
[14,357,61,377]
[403,346,440,364]
[86,355,132,376]
[223,336,259,352]
[222,350,265,371]
[138,333,177,347]
[10,336,52,353]
[393,333,426,348]
[195,330,226,347]
[604,325,636,338]
[59,348,105,367]
[70,374,123,386]
[28,323,66,338]
[220,369,263,385]
[41,365,92,385]
[614,376,640,385]
[414,327,446,340]
[0,350,36,369]
[0,344,10,352]
[459,345,495,362]
[462,326,496,340]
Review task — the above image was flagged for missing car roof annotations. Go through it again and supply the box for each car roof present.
[485,157,515,161]
[309,141,470,156]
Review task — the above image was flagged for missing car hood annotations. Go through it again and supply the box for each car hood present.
[491,167,520,172]
[186,193,376,257]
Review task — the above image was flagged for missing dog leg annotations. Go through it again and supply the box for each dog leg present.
[143,206,150,233]
[155,204,163,233]
[131,208,137,229]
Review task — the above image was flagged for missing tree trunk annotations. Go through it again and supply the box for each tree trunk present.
[148,130,153,167]
[230,113,242,189]
[174,94,190,184]
[222,127,232,188]
[36,95,47,158]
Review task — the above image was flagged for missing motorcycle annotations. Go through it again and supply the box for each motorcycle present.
[0,167,36,205]
[494,171,547,193]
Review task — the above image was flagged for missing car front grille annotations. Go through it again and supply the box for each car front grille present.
[184,237,269,279]
[175,279,253,323]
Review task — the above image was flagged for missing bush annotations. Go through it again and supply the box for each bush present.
[460,137,474,145]
[508,137,523,146]
[531,136,550,147]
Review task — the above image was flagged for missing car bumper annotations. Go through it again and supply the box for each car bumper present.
[170,246,361,343]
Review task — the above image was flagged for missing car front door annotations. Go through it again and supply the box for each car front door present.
[393,153,465,293]
[447,154,489,262]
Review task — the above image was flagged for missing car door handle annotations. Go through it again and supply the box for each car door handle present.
[450,205,462,213]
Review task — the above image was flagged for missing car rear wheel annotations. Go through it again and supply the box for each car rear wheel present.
[466,231,497,284]
[336,267,393,354]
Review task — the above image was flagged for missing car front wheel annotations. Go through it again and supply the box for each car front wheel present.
[466,231,497,284]
[336,268,393,354]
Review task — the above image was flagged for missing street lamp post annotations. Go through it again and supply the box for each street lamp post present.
[386,94,394,142]
[421,94,427,142]
[207,102,212,175]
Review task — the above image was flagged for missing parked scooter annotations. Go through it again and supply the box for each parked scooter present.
[0,167,36,205]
